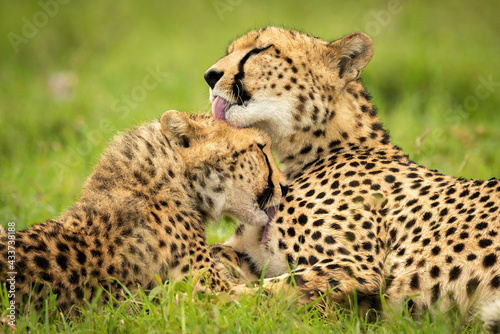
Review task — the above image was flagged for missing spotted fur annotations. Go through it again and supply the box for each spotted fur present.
[204,26,500,324]
[0,110,285,311]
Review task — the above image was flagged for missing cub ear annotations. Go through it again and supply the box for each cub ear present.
[160,110,203,148]
[328,32,374,82]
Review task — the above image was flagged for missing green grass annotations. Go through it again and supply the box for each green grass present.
[0,277,485,333]
[0,0,499,332]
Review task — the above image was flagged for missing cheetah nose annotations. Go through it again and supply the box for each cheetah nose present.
[280,184,289,197]
[204,69,224,89]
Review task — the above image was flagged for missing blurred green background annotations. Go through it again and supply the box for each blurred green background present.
[1,0,499,232]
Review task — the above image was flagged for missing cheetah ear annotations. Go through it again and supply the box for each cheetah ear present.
[328,32,374,82]
[160,110,203,148]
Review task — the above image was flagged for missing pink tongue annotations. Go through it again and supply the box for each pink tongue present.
[212,96,230,121]
[266,206,278,222]
[261,206,278,244]
[261,224,270,244]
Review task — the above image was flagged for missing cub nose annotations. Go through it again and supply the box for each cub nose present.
[204,69,224,89]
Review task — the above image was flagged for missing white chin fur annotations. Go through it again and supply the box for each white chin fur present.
[225,98,295,136]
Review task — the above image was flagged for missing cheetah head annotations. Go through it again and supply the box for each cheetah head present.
[204,26,373,144]
[160,110,287,234]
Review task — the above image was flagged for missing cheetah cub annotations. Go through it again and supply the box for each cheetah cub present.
[0,110,286,311]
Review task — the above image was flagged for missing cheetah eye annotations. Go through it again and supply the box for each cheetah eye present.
[257,143,266,151]
[257,44,272,51]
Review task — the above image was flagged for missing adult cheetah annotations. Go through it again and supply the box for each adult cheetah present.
[204,26,500,324]
[0,110,286,311]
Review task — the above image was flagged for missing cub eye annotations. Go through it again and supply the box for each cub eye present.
[257,143,266,151]
[257,44,272,50]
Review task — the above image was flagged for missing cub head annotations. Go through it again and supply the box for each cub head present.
[160,110,287,227]
[204,26,373,143]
